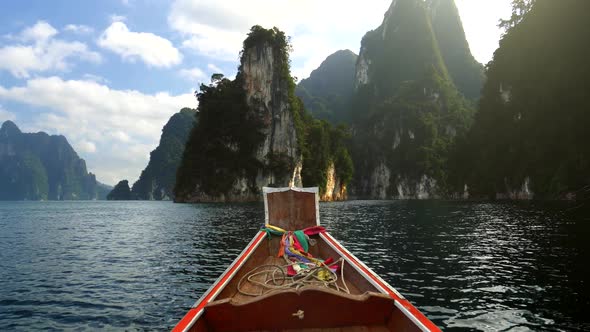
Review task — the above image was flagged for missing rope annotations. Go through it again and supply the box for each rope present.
[237,225,349,297]
[237,258,350,297]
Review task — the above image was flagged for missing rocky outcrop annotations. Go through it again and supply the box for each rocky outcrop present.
[396,175,439,199]
[242,42,301,189]
[370,162,391,200]
[355,161,441,200]
[107,180,132,200]
[0,120,103,200]
[175,27,352,202]
[350,0,475,200]
[320,162,347,201]
[458,1,590,201]
[174,27,304,203]
[295,49,358,123]
[131,108,196,200]
[495,177,534,200]
[354,52,370,89]
[427,0,484,100]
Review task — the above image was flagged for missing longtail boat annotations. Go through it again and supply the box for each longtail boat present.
[173,187,440,332]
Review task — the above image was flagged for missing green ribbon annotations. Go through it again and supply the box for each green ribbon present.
[262,227,284,239]
[294,230,309,252]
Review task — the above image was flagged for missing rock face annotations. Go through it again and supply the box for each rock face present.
[459,0,590,200]
[295,49,358,123]
[242,41,301,189]
[174,27,302,202]
[320,162,347,201]
[349,0,474,199]
[495,177,533,200]
[131,108,196,200]
[427,0,484,100]
[107,180,132,200]
[174,26,352,202]
[0,120,103,200]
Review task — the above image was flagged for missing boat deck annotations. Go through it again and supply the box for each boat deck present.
[248,327,390,332]
[194,234,412,332]
[230,255,363,304]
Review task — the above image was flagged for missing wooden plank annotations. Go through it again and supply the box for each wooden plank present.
[279,327,389,332]
[267,190,317,230]
[204,288,395,332]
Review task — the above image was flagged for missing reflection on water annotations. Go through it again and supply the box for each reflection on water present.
[322,201,590,331]
[0,200,588,331]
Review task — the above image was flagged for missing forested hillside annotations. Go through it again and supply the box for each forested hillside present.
[458,0,590,199]
[349,0,475,199]
[295,50,358,123]
[131,108,196,200]
[0,121,104,200]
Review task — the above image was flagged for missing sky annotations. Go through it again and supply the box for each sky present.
[0,0,512,186]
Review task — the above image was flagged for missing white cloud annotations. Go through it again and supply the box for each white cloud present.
[0,21,101,78]
[207,63,223,73]
[19,21,58,42]
[169,0,512,79]
[0,77,196,185]
[111,130,131,143]
[64,24,94,34]
[179,67,207,81]
[110,14,127,22]
[77,140,97,153]
[168,0,391,78]
[180,28,244,62]
[98,21,182,68]
[0,105,16,122]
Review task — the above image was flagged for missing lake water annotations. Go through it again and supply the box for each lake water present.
[0,200,588,331]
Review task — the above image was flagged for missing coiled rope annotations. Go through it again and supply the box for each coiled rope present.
[237,225,350,297]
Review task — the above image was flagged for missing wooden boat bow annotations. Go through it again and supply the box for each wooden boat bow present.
[172,187,440,332]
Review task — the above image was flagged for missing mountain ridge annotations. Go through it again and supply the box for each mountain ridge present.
[295,49,358,123]
[0,120,106,200]
[349,0,474,199]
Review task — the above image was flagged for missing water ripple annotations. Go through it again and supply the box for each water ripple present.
[321,200,590,332]
[0,200,588,331]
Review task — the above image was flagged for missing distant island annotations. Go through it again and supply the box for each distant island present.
[0,121,111,200]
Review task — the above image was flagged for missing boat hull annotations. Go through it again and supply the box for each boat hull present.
[172,188,440,332]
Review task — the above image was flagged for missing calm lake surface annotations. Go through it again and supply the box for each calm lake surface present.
[0,200,588,331]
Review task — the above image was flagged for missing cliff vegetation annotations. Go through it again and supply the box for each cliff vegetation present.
[131,108,196,200]
[457,0,590,199]
[175,26,352,201]
[0,121,105,200]
[107,180,132,200]
[350,0,475,198]
[295,50,358,124]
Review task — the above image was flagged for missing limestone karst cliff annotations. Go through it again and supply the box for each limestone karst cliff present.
[0,120,107,200]
[349,0,474,199]
[428,0,484,100]
[174,26,352,202]
[130,108,196,200]
[107,180,132,200]
[241,30,301,191]
[459,0,590,200]
[295,49,358,123]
